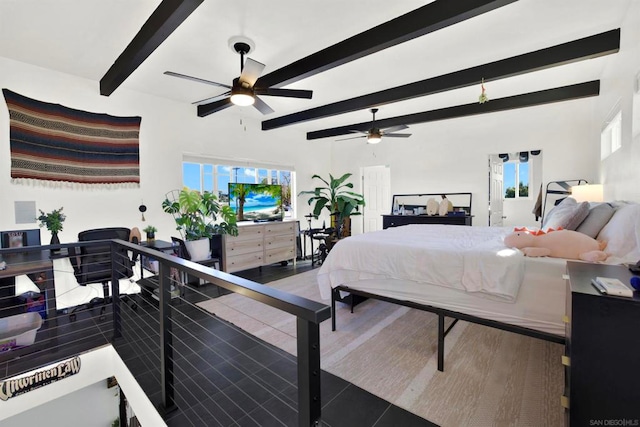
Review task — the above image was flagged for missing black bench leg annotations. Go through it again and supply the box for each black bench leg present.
[438,314,445,372]
[331,288,337,331]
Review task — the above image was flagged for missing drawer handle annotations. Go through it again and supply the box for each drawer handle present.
[562,315,570,324]
[561,355,570,367]
[560,395,569,409]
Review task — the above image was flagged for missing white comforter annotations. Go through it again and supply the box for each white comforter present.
[317,224,525,302]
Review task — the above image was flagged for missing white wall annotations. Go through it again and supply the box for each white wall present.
[331,99,599,229]
[0,346,165,426]
[597,1,640,198]
[0,57,330,242]
[1,380,119,427]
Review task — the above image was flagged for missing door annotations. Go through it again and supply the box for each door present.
[361,165,391,233]
[488,155,504,227]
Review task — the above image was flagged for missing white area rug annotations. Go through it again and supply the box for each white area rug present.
[198,270,564,427]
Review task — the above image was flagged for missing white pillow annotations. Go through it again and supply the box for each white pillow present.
[597,203,640,258]
[543,197,590,230]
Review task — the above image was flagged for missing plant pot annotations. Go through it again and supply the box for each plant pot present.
[50,232,60,254]
[185,237,210,262]
[146,232,155,244]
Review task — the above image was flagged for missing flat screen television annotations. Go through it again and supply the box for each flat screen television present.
[228,183,283,222]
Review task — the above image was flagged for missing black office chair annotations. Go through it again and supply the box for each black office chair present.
[68,227,135,320]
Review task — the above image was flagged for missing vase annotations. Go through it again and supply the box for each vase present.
[146,232,155,245]
[50,232,60,254]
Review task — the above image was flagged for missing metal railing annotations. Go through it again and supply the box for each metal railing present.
[0,240,330,426]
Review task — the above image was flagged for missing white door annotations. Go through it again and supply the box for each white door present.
[489,155,505,227]
[362,165,391,233]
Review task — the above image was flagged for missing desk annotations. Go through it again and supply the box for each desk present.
[0,251,56,319]
[139,240,177,277]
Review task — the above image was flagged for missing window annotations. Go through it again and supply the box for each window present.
[503,160,529,199]
[601,110,622,160]
[182,159,295,219]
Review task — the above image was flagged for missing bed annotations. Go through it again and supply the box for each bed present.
[318,199,640,371]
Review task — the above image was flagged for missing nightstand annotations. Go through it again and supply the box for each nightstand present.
[564,261,640,425]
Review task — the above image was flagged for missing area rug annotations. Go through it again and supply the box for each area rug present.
[198,271,564,427]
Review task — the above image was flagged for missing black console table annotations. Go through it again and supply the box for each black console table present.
[382,214,472,228]
[383,192,473,229]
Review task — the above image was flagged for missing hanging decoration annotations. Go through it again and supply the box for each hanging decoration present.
[478,78,489,104]
[139,204,147,221]
[2,89,141,188]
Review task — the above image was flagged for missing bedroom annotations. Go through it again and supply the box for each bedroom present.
[0,0,639,425]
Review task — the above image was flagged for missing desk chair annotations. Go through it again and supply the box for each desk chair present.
[68,227,135,320]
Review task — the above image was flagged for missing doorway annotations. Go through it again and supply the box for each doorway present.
[488,150,543,227]
[361,165,391,233]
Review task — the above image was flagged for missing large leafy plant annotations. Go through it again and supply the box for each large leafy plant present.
[162,188,238,240]
[299,173,365,222]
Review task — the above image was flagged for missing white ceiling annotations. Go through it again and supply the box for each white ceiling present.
[0,0,633,135]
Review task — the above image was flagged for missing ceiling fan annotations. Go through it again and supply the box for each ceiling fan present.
[164,39,313,115]
[338,108,411,143]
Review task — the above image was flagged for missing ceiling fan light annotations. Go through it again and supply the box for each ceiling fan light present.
[367,134,382,144]
[230,92,255,106]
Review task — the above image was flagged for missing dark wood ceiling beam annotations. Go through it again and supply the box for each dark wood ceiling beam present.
[198,0,519,117]
[256,0,518,89]
[264,29,619,131]
[306,81,600,140]
[100,0,204,96]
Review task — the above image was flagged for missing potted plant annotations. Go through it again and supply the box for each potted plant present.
[299,173,365,238]
[162,188,238,261]
[37,207,66,250]
[143,225,157,244]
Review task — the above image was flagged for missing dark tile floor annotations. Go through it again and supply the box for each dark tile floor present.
[1,259,437,427]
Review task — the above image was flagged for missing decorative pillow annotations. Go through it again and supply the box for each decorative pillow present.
[597,203,640,258]
[543,197,590,230]
[575,203,615,238]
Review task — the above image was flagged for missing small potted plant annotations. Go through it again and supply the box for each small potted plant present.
[37,207,66,251]
[143,225,157,244]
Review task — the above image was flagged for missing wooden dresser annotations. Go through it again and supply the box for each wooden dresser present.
[564,261,640,425]
[222,221,296,273]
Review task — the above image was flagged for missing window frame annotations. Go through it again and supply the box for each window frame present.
[182,158,296,219]
[503,160,531,200]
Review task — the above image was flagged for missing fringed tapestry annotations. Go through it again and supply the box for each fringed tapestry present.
[2,89,141,188]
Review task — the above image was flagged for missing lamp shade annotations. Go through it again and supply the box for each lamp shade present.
[571,184,604,203]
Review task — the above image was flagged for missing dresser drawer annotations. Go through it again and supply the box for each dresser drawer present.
[225,252,264,273]
[233,225,265,242]
[265,246,294,263]
[225,238,263,256]
[265,233,295,250]
[265,221,295,235]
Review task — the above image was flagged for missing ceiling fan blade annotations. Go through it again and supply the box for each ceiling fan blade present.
[252,95,275,115]
[383,133,412,138]
[164,71,231,89]
[196,97,233,116]
[191,92,231,105]
[381,124,409,134]
[255,88,313,99]
[336,135,367,141]
[239,58,265,87]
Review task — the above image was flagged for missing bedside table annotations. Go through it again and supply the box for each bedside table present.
[564,261,640,426]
